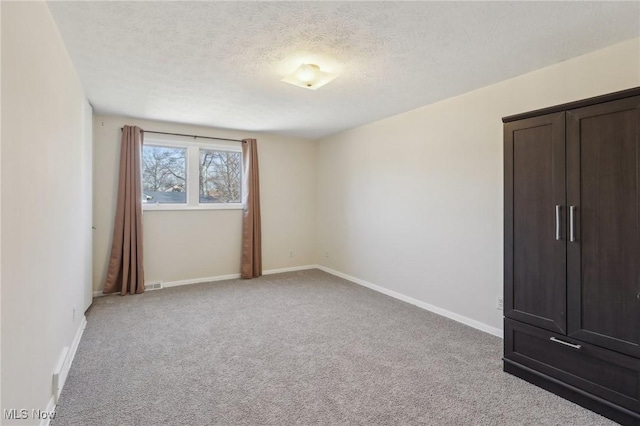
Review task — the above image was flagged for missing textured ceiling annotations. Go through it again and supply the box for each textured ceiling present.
[48,1,640,140]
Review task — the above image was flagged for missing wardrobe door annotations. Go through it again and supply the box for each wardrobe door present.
[505,112,566,333]
[567,95,640,358]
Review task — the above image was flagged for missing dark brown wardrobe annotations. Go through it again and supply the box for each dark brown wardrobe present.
[503,87,640,426]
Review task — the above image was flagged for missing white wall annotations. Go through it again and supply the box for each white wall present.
[82,103,93,310]
[1,2,92,422]
[316,38,640,336]
[93,115,317,292]
[0,1,4,414]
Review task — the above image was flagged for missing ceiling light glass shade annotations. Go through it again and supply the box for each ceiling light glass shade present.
[281,64,337,90]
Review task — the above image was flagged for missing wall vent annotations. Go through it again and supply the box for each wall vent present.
[145,282,163,291]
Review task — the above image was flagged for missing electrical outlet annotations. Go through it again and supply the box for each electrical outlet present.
[289,250,294,258]
[496,297,504,310]
[325,251,329,258]
[72,306,76,322]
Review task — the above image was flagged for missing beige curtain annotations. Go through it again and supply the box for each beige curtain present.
[103,125,145,295]
[241,138,262,278]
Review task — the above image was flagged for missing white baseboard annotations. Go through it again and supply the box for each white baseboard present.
[93,265,319,296]
[40,395,56,426]
[44,316,87,426]
[93,290,115,297]
[162,265,319,287]
[262,265,319,275]
[162,273,241,288]
[316,265,503,339]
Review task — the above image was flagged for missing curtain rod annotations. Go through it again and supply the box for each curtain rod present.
[120,127,243,143]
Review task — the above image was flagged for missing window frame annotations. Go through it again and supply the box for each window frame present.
[142,137,243,211]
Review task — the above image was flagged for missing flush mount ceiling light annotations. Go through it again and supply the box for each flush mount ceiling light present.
[281,64,337,90]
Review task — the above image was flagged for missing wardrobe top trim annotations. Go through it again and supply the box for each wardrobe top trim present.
[502,86,640,123]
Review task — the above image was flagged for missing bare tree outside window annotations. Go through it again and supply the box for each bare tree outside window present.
[199,150,242,203]
[142,145,187,203]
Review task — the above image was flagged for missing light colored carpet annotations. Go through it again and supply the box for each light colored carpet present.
[53,269,613,425]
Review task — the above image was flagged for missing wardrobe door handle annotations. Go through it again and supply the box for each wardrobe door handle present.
[550,337,581,349]
[569,205,576,242]
[555,205,561,240]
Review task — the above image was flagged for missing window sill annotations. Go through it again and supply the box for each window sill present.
[143,204,243,211]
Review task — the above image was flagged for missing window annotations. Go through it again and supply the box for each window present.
[142,138,242,210]
[142,145,187,204]
[199,150,242,203]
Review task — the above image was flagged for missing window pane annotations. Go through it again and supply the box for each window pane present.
[142,145,187,204]
[199,150,242,203]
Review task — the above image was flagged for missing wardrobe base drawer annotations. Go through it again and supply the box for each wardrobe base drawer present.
[504,319,640,415]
